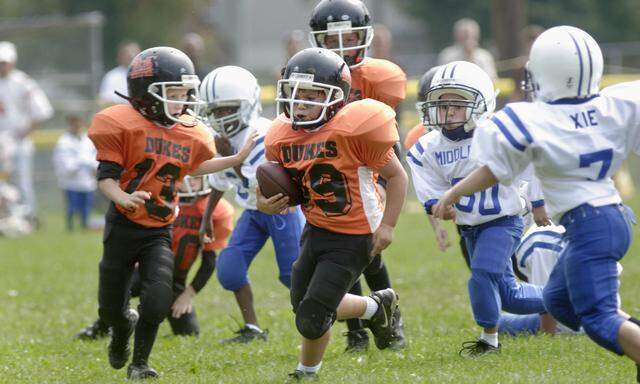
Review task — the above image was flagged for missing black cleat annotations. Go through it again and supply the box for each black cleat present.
[367,288,400,350]
[108,308,138,369]
[221,325,268,344]
[287,370,318,381]
[127,363,159,380]
[459,339,501,358]
[74,318,110,340]
[343,329,369,353]
[388,308,407,350]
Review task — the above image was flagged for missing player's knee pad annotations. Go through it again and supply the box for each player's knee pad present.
[98,307,129,329]
[542,286,581,332]
[580,310,625,354]
[139,281,173,324]
[295,298,336,340]
[216,249,249,291]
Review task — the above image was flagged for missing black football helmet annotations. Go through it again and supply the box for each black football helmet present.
[309,0,373,68]
[416,65,443,126]
[276,48,351,130]
[126,46,202,127]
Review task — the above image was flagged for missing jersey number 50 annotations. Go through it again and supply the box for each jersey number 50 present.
[451,177,501,216]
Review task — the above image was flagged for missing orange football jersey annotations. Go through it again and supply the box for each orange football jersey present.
[404,123,426,150]
[349,57,406,109]
[265,99,399,235]
[89,104,215,227]
[172,196,234,278]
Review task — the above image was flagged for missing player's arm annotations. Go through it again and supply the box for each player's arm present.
[190,132,257,176]
[171,251,216,318]
[434,111,533,219]
[97,161,150,211]
[371,153,408,256]
[406,143,455,220]
[199,188,224,243]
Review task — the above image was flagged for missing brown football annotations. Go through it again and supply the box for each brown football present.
[256,161,302,206]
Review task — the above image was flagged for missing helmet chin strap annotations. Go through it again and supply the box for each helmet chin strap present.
[441,124,473,141]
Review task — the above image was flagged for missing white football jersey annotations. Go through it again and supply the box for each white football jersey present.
[208,117,271,210]
[472,80,640,219]
[408,130,532,226]
[514,224,565,286]
[0,69,53,136]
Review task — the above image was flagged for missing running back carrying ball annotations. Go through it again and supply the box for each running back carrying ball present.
[256,161,301,205]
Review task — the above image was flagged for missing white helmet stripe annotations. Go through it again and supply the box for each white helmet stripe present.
[567,31,584,96]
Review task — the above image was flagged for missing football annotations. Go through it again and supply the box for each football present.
[256,161,302,206]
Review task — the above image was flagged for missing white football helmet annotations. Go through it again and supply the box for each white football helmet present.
[178,175,211,200]
[199,66,261,137]
[425,61,496,132]
[524,26,603,102]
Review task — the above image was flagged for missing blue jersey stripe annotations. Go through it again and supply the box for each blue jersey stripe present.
[255,136,265,146]
[503,107,533,144]
[407,151,423,167]
[491,115,526,152]
[568,32,584,96]
[424,199,438,215]
[519,241,564,268]
[248,148,265,165]
[415,140,425,155]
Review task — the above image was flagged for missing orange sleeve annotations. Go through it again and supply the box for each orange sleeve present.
[189,123,216,172]
[404,123,426,150]
[370,60,406,109]
[349,100,399,169]
[88,112,125,165]
[264,119,282,163]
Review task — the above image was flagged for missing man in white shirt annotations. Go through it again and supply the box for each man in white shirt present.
[97,41,140,106]
[0,41,54,222]
[52,114,98,230]
[438,18,498,80]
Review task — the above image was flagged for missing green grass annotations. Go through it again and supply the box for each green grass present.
[1,199,639,383]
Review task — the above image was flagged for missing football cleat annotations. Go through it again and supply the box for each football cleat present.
[220,325,268,344]
[287,370,319,381]
[108,308,138,370]
[127,363,159,380]
[367,288,400,350]
[74,318,110,340]
[458,339,501,358]
[343,329,369,353]
[388,308,407,350]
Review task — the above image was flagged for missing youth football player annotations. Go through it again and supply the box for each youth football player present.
[308,0,407,350]
[407,60,545,357]
[433,26,640,381]
[198,65,304,344]
[258,48,407,379]
[88,46,255,379]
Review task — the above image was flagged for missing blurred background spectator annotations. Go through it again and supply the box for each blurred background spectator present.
[52,114,97,231]
[97,40,140,107]
[437,18,497,79]
[0,41,53,225]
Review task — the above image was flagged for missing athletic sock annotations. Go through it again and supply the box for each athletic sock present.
[359,296,379,320]
[498,313,541,336]
[245,323,262,332]
[480,330,499,347]
[297,361,322,374]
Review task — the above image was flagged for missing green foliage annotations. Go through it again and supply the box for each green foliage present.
[394,0,640,49]
[1,199,639,383]
[0,0,210,67]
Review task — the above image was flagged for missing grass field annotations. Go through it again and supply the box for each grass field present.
[1,199,639,383]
